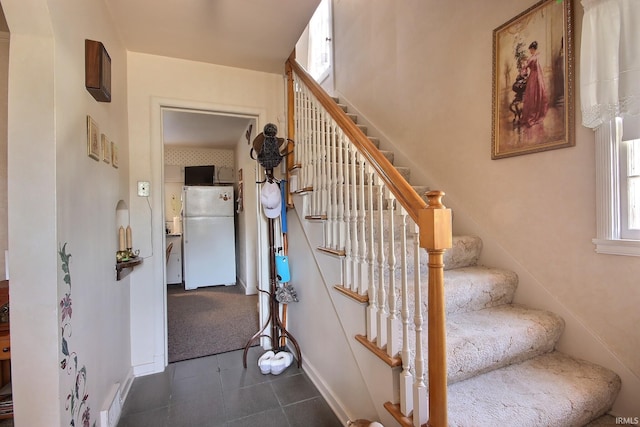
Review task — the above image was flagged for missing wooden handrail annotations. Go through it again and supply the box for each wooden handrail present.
[286,58,427,224]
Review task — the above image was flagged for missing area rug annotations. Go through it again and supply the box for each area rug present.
[167,284,259,363]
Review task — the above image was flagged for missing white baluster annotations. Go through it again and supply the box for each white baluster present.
[357,156,368,297]
[412,221,427,427]
[350,148,360,293]
[336,128,345,251]
[366,165,377,340]
[343,142,353,289]
[327,119,336,250]
[386,193,399,358]
[376,178,388,349]
[320,108,328,218]
[399,208,413,415]
[311,99,319,215]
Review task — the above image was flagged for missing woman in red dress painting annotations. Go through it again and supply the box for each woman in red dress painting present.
[521,41,549,128]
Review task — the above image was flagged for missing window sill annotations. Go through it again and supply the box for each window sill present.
[592,238,640,257]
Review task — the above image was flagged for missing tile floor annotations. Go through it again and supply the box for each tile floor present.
[117,346,343,427]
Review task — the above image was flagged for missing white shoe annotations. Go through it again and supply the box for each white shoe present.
[270,351,294,375]
[258,350,275,374]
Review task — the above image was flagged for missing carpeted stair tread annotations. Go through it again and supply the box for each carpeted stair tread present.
[444,235,483,270]
[443,266,518,315]
[447,351,621,427]
[401,265,518,316]
[397,304,564,384]
[445,304,564,384]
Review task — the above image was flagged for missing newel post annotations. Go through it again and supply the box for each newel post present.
[419,191,452,427]
[285,53,296,207]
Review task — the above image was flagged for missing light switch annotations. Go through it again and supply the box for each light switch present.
[137,181,150,197]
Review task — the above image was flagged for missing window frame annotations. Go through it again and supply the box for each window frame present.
[593,117,640,256]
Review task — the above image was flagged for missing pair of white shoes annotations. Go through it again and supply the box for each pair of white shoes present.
[258,350,294,375]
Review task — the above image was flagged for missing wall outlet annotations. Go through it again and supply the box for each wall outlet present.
[137,181,150,197]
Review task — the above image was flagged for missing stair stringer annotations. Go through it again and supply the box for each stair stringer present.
[333,92,640,416]
[286,193,402,426]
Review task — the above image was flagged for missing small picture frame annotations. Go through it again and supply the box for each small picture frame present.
[111,141,119,168]
[87,115,100,161]
[101,133,110,164]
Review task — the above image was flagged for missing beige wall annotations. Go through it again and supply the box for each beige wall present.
[3,0,132,425]
[331,0,639,413]
[126,52,284,373]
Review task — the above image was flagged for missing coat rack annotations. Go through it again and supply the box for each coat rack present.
[243,124,301,369]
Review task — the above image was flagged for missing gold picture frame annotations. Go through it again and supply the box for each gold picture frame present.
[87,115,100,161]
[111,141,119,168]
[101,133,110,164]
[491,0,574,159]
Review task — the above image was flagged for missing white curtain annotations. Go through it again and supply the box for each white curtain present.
[580,0,640,129]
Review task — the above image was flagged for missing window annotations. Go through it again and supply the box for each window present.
[621,136,640,240]
[580,0,640,256]
[307,0,332,83]
[593,116,640,256]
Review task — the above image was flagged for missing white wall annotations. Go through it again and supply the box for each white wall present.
[331,0,639,413]
[126,52,285,374]
[3,0,132,425]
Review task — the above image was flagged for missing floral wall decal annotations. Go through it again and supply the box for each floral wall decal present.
[58,243,96,427]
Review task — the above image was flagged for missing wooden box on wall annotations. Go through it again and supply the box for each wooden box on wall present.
[85,39,111,102]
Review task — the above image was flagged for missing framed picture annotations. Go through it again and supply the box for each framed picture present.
[87,115,100,161]
[101,133,110,164]
[491,0,574,159]
[111,141,119,168]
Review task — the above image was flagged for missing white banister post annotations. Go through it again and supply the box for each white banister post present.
[366,165,377,340]
[386,194,399,358]
[376,179,388,349]
[350,147,360,293]
[327,119,337,250]
[399,208,413,415]
[358,157,368,298]
[343,142,353,290]
[336,129,346,250]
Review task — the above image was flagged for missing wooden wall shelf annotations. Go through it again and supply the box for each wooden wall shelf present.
[116,257,142,281]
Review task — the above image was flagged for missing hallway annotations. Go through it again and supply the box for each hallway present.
[117,347,342,427]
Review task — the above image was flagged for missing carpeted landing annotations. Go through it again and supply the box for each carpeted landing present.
[167,284,259,363]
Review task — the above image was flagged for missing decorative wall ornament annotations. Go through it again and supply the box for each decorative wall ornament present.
[58,243,97,427]
[85,39,111,103]
[86,116,100,161]
[101,134,110,164]
[491,0,574,159]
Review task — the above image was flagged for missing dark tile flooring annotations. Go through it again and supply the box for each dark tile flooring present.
[117,346,343,427]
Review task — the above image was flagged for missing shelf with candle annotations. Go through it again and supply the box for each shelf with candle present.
[116,225,142,280]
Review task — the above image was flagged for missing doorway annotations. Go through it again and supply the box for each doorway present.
[161,107,261,362]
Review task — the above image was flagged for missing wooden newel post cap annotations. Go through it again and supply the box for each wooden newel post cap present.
[419,190,452,250]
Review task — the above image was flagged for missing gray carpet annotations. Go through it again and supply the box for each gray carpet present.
[167,284,259,363]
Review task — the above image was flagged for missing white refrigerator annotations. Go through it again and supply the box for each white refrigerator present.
[182,186,236,290]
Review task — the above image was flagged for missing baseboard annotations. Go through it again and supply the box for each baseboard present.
[132,354,165,377]
[288,344,350,425]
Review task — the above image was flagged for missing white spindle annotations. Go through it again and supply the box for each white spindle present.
[343,142,353,289]
[376,179,388,348]
[311,101,320,215]
[386,193,399,358]
[366,165,377,340]
[319,109,328,218]
[350,149,360,293]
[399,208,413,415]
[327,119,337,250]
[358,157,368,297]
[336,128,345,250]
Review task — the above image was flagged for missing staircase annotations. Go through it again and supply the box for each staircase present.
[285,59,621,426]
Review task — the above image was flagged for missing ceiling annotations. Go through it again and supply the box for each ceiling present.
[162,110,254,149]
[106,0,321,148]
